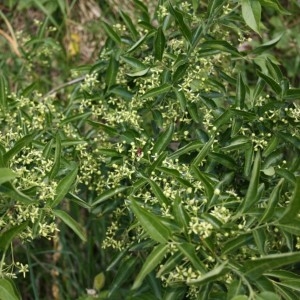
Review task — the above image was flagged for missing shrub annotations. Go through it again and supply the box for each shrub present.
[1,1,300,299]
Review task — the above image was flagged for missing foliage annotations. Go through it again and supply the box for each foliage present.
[1,0,300,299]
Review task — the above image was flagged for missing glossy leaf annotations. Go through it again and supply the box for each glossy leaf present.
[258,0,291,14]
[279,176,300,223]
[236,74,246,109]
[53,209,86,242]
[147,179,169,205]
[222,233,253,255]
[192,136,215,166]
[257,70,281,95]
[154,26,166,61]
[187,261,228,285]
[152,123,174,155]
[259,180,283,223]
[200,40,241,56]
[256,291,281,300]
[105,55,119,89]
[130,198,171,243]
[168,4,192,43]
[243,252,300,280]
[190,166,214,199]
[51,165,78,208]
[132,244,168,289]
[283,88,300,100]
[239,151,261,213]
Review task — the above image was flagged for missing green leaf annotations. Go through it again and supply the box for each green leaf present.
[157,252,183,277]
[132,244,168,290]
[173,63,189,83]
[127,32,154,53]
[119,10,138,40]
[187,261,228,285]
[0,74,7,112]
[169,141,202,159]
[147,151,167,175]
[147,179,169,205]
[258,0,291,15]
[0,182,34,204]
[93,272,105,291]
[51,165,78,208]
[200,40,241,56]
[231,296,248,300]
[0,278,21,300]
[48,134,61,180]
[190,166,214,199]
[174,89,187,112]
[257,70,281,95]
[154,26,166,61]
[126,68,150,77]
[53,209,86,242]
[252,34,283,55]
[208,152,238,170]
[256,292,281,300]
[279,176,300,223]
[278,220,300,236]
[60,112,92,125]
[274,280,300,293]
[108,257,137,297]
[223,136,251,151]
[130,198,171,243]
[207,0,227,18]
[105,55,119,89]
[243,252,300,280]
[0,222,28,251]
[0,168,17,184]
[92,186,129,207]
[236,74,246,109]
[121,55,146,70]
[102,21,121,45]
[241,0,261,34]
[239,151,261,213]
[142,83,172,99]
[87,120,118,136]
[152,123,174,155]
[252,78,265,103]
[192,136,215,166]
[177,243,206,273]
[284,88,300,101]
[222,233,253,255]
[3,133,35,164]
[168,4,192,43]
[259,180,283,223]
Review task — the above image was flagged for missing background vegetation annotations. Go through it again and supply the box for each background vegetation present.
[1,0,300,299]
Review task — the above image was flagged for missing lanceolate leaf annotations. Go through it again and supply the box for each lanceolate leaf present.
[92,186,129,207]
[243,252,300,280]
[0,74,7,112]
[239,151,261,213]
[141,83,172,99]
[48,134,61,180]
[105,55,119,89]
[241,0,261,35]
[176,243,206,273]
[257,70,281,95]
[119,10,138,40]
[154,26,166,61]
[236,74,246,109]
[192,136,215,166]
[279,176,300,223]
[51,165,78,208]
[187,261,228,285]
[53,209,86,242]
[101,21,121,45]
[130,198,171,243]
[152,123,174,154]
[132,244,168,290]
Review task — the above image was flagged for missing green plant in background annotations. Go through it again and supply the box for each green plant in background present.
[1,0,300,299]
